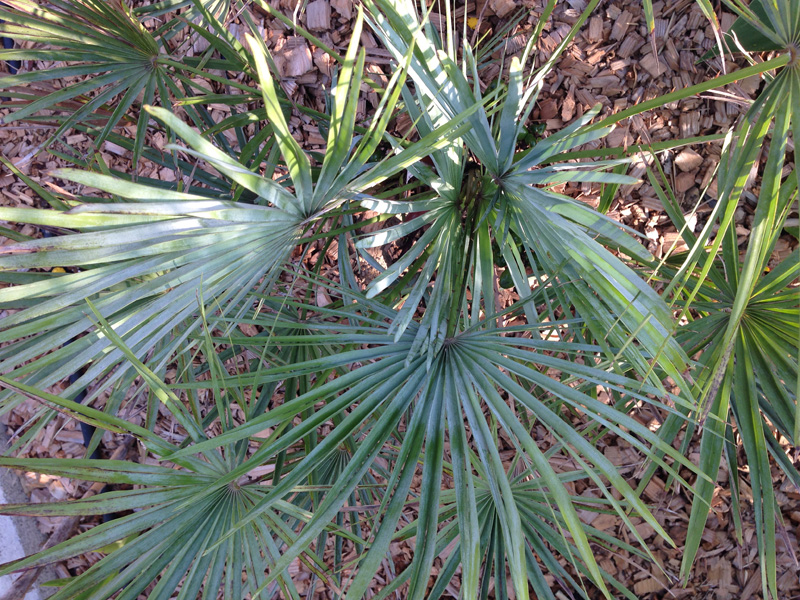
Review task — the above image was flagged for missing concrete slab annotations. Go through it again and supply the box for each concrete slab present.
[0,431,51,600]
[0,489,43,600]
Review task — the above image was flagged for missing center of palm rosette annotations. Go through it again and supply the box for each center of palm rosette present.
[789,43,799,67]
[458,163,483,225]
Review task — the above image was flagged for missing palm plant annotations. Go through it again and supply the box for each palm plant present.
[0,7,442,445]
[675,164,798,598]
[0,0,168,162]
[656,71,797,600]
[715,0,800,56]
[0,0,796,598]
[635,3,800,597]
[2,284,699,600]
[0,0,261,166]
[0,321,363,600]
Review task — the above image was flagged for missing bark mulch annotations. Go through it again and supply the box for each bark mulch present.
[0,0,798,598]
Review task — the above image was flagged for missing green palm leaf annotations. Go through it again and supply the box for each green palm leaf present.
[150,282,702,600]
[669,54,799,598]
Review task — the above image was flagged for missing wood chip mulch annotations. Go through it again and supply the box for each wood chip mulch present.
[1,0,798,598]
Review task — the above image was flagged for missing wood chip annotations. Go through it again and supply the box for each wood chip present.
[640,196,663,212]
[675,149,703,172]
[306,0,330,31]
[611,10,633,41]
[592,513,618,531]
[675,171,696,193]
[653,18,669,39]
[103,141,128,157]
[589,75,620,89]
[330,0,351,19]
[679,111,701,137]
[640,53,668,77]
[740,567,762,600]
[539,97,558,121]
[663,39,680,71]
[633,578,662,595]
[313,48,335,76]
[662,230,689,253]
[617,34,644,59]
[562,86,576,121]
[587,16,603,42]
[489,0,516,18]
[634,520,655,539]
[281,38,312,77]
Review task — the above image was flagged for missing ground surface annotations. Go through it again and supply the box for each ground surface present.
[0,0,799,599]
